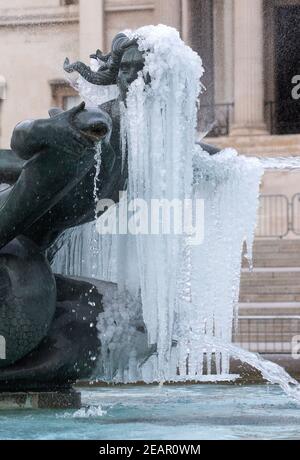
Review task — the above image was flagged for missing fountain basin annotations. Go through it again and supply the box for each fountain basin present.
[0,385,299,440]
[0,390,81,410]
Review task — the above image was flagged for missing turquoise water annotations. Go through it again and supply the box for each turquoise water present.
[0,385,300,440]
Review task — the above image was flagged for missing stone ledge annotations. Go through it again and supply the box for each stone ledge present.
[205,134,300,157]
[0,390,81,410]
[232,354,300,383]
[78,354,300,387]
[0,6,79,27]
[105,3,154,12]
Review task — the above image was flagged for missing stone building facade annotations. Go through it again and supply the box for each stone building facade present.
[0,0,300,238]
[0,0,299,146]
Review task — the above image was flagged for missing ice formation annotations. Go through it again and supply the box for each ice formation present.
[52,25,264,383]
[67,57,119,107]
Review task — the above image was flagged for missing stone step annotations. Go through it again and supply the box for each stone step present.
[215,134,300,148]
[251,243,300,253]
[251,247,300,254]
[239,293,300,302]
[241,271,300,281]
[250,146,300,154]
[240,147,300,156]
[259,253,300,258]
[242,258,300,268]
[253,239,300,245]
[240,285,300,294]
[242,241,300,268]
[238,302,300,316]
[205,134,300,156]
[206,134,300,146]
[247,243,300,252]
[241,279,300,288]
[242,253,300,271]
[240,277,300,290]
[240,266,300,301]
[250,253,300,261]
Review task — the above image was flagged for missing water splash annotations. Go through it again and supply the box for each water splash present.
[58,405,107,419]
[93,143,102,207]
[201,336,300,404]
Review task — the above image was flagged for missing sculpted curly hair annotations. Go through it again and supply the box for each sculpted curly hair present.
[64,33,138,86]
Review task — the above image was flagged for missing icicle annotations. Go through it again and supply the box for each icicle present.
[93,143,102,207]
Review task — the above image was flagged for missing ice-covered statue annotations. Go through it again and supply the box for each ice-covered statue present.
[64,30,220,156]
[0,25,266,394]
[57,26,263,384]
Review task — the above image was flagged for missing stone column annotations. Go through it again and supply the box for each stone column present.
[79,0,104,62]
[189,0,215,132]
[222,0,234,105]
[231,0,267,135]
[155,0,182,31]
[181,0,191,44]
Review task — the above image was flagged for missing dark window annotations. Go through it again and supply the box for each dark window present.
[274,5,300,134]
[49,80,79,109]
[61,0,79,6]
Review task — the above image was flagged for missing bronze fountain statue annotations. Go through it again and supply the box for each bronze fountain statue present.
[0,32,219,396]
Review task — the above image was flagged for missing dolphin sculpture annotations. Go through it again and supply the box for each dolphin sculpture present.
[0,102,122,390]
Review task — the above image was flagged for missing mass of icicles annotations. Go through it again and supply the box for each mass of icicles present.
[52,146,264,383]
[51,25,300,397]
[180,148,263,378]
[118,26,204,381]
[52,25,263,382]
